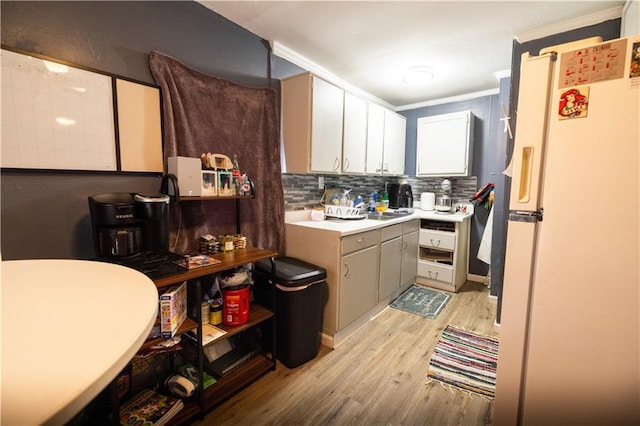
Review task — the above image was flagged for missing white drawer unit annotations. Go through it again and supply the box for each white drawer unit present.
[417,261,454,284]
[416,218,470,292]
[419,229,456,251]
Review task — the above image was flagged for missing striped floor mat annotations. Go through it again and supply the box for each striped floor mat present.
[427,325,499,398]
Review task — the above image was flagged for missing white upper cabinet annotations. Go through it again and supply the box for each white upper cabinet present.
[310,77,344,172]
[416,110,474,177]
[366,102,407,175]
[342,92,367,174]
[281,72,344,174]
[383,109,407,175]
[365,102,385,174]
[281,72,406,175]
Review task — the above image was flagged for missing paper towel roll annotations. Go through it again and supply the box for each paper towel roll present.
[420,192,435,210]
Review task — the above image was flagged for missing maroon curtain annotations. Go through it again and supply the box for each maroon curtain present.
[149,51,284,255]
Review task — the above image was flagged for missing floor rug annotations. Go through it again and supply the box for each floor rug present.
[390,285,451,319]
[427,325,499,399]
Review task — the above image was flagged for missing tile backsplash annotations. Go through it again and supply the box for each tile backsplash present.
[282,174,478,210]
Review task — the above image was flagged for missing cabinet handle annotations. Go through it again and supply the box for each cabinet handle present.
[430,238,441,247]
[333,157,341,172]
[357,238,366,246]
[428,270,439,279]
[343,158,350,171]
[343,263,350,277]
[402,241,408,251]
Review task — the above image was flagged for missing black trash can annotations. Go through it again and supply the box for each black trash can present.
[254,256,327,369]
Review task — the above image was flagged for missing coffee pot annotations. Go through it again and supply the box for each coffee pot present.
[88,192,170,259]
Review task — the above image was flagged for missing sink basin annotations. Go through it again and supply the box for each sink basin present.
[367,210,412,221]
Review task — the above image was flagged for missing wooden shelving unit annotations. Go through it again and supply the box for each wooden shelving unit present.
[148,246,277,425]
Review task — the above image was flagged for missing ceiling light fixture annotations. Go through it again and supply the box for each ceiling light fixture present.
[402,66,434,85]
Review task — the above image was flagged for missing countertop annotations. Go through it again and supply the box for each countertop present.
[1,259,159,425]
[285,209,473,236]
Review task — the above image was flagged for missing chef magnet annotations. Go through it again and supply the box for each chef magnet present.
[558,86,589,120]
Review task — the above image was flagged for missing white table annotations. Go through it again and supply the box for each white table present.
[1,259,158,425]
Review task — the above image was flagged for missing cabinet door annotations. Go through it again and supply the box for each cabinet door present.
[311,77,344,173]
[401,230,419,287]
[416,110,473,176]
[379,236,403,302]
[342,92,367,174]
[366,102,385,174]
[339,245,379,329]
[382,109,406,175]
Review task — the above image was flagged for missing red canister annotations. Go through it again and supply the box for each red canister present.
[222,284,250,326]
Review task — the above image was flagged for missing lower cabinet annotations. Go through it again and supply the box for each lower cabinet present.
[378,224,403,302]
[379,220,419,302]
[285,219,419,348]
[339,244,379,329]
[400,220,419,287]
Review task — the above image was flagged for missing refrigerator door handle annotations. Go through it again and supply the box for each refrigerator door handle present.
[509,208,543,222]
[517,146,534,202]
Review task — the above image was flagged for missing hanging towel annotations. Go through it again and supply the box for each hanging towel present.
[477,206,493,265]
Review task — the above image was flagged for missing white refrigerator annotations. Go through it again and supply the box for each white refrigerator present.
[494,35,640,425]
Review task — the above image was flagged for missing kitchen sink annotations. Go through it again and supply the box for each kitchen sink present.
[367,210,412,221]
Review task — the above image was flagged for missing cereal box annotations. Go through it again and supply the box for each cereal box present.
[160,281,187,338]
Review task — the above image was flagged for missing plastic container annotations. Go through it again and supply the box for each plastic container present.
[222,284,250,326]
[253,256,327,368]
[421,192,435,210]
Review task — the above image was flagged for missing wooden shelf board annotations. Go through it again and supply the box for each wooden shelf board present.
[167,356,274,426]
[180,195,254,201]
[139,317,198,352]
[204,304,273,346]
[203,355,274,409]
[152,246,277,289]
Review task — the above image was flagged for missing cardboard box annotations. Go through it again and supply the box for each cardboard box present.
[160,281,187,338]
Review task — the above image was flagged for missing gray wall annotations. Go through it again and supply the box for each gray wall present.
[0,1,288,260]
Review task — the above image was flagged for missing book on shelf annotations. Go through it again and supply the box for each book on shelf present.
[119,388,184,426]
[185,323,227,346]
[174,253,221,270]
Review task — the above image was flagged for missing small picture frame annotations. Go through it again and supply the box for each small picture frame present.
[217,171,235,196]
[201,171,217,196]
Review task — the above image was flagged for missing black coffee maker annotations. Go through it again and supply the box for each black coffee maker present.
[88,192,170,260]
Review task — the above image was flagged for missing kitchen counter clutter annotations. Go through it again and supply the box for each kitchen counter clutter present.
[285,209,471,235]
[285,209,472,347]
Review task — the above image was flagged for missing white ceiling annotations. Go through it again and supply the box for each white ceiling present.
[198,1,625,108]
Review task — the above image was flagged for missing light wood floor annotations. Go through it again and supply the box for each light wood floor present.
[198,281,498,426]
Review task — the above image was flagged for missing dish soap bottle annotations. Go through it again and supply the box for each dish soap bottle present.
[368,191,378,213]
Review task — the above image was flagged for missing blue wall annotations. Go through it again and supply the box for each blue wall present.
[400,95,501,278]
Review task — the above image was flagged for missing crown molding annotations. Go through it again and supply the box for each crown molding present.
[515,6,623,43]
[396,88,500,111]
[272,40,393,109]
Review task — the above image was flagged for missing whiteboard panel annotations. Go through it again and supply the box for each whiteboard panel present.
[1,49,117,171]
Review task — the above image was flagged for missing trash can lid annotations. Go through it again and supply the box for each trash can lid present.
[255,256,327,287]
